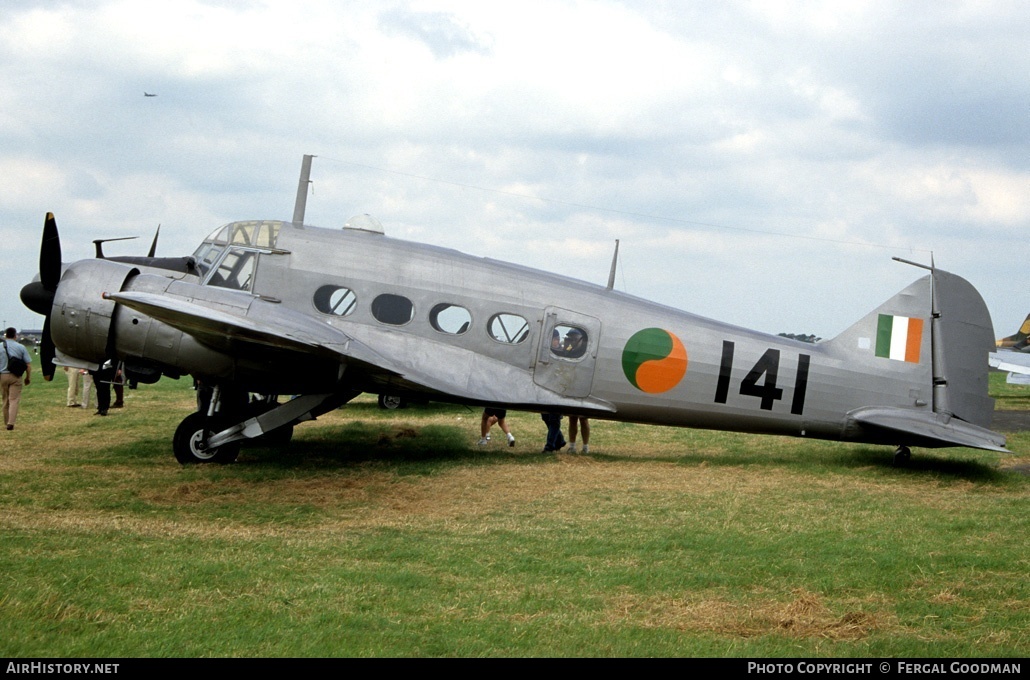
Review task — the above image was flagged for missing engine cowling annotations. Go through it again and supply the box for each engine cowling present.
[50,259,138,368]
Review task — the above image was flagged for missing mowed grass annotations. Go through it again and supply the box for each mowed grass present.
[0,372,1026,657]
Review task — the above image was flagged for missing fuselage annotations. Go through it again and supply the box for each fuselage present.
[204,219,932,444]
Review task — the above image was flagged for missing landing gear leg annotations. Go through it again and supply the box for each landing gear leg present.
[173,412,240,464]
[893,445,912,467]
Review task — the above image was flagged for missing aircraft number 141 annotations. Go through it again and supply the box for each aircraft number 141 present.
[715,341,811,415]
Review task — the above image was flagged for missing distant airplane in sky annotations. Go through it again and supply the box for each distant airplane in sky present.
[144,92,157,97]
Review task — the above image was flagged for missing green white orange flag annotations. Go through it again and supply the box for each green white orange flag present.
[876,314,923,363]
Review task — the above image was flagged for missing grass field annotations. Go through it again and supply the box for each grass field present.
[0,373,1027,657]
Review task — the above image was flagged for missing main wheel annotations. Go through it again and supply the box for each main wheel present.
[173,412,240,464]
[378,394,405,410]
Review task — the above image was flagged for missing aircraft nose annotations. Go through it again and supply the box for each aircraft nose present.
[20,280,54,316]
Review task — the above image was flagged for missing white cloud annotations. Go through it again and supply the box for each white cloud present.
[0,0,1025,337]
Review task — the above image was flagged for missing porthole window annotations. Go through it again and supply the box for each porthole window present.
[550,325,589,359]
[430,303,472,335]
[488,313,530,344]
[372,293,414,325]
[313,285,357,316]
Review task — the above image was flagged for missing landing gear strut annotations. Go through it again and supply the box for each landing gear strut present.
[171,389,360,464]
[173,412,240,464]
[892,445,912,467]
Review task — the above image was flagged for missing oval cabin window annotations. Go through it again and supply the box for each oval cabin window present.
[313,285,357,317]
[488,313,530,344]
[430,303,472,335]
[372,293,414,325]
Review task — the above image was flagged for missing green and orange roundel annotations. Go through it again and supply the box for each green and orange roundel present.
[621,328,688,393]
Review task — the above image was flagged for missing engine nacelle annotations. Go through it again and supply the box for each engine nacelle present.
[50,259,138,367]
[110,274,234,380]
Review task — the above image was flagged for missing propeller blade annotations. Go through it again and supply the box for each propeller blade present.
[40,212,62,291]
[39,316,56,381]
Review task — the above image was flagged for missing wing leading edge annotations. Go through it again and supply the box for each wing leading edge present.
[108,291,616,413]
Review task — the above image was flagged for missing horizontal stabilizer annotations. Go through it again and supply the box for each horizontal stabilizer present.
[848,406,1008,453]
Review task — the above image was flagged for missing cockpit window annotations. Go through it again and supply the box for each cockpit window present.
[200,221,282,248]
[488,313,530,344]
[549,325,589,359]
[193,221,284,279]
[206,249,258,291]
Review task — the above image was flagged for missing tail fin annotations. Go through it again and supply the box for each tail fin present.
[932,268,997,427]
[827,265,1005,452]
[997,313,1030,350]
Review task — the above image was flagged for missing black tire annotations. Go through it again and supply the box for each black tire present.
[173,412,240,464]
[261,424,294,448]
[378,394,405,410]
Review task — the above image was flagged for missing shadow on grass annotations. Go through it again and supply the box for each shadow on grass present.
[95,419,1019,485]
[592,445,1016,484]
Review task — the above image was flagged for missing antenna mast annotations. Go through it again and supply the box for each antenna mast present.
[606,240,620,291]
[292,154,315,225]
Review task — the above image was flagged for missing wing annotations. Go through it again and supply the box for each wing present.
[109,291,616,413]
[990,350,1030,385]
[989,351,1030,375]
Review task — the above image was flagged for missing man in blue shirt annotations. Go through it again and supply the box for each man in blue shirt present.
[2,327,33,431]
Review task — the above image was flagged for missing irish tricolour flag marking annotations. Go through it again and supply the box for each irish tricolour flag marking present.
[875,314,923,363]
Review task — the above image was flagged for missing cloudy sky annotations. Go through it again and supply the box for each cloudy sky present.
[1,0,1027,340]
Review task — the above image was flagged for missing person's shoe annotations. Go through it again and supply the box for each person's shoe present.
[568,443,577,453]
[6,424,13,431]
[507,434,516,447]
[477,437,489,446]
[95,410,107,416]
[67,404,81,408]
[582,444,589,454]
[112,401,124,408]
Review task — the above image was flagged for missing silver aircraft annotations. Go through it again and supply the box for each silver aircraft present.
[20,156,1007,465]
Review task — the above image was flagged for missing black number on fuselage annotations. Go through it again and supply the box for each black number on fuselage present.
[790,354,810,415]
[715,341,811,414]
[739,348,783,410]
[715,340,734,404]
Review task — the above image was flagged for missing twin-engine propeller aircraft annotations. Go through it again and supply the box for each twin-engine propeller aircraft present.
[20,156,1007,465]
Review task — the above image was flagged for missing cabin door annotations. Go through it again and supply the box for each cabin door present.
[533,307,601,398]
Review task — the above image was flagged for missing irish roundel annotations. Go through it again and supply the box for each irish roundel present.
[621,328,688,394]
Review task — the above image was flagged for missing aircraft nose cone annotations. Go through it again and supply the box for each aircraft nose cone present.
[20,280,54,315]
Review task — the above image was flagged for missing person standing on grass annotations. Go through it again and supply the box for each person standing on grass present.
[568,416,590,454]
[90,360,117,416]
[479,407,516,447]
[64,366,81,407]
[1,327,32,431]
[540,412,565,453]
